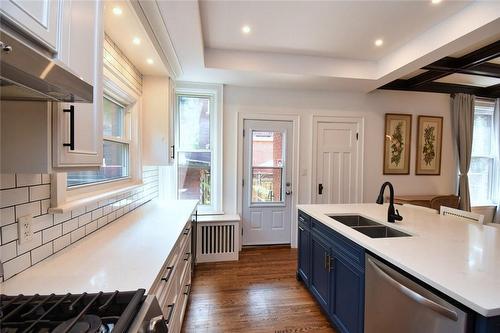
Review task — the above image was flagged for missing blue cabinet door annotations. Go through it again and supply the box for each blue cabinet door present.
[297,223,311,285]
[310,233,331,312]
[330,253,364,333]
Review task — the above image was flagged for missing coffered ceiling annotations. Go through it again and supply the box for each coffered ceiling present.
[131,0,500,93]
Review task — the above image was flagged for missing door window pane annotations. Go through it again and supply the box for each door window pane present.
[178,95,210,150]
[178,152,211,205]
[251,130,284,203]
[67,141,129,187]
[252,131,283,167]
[103,97,125,137]
[252,168,282,202]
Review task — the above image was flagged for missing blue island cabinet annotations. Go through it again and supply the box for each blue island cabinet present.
[297,210,364,333]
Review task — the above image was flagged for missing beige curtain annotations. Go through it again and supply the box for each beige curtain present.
[451,93,475,212]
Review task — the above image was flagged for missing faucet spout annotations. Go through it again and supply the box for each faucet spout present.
[376,182,403,223]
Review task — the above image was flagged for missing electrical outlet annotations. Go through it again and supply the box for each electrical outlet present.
[18,215,34,244]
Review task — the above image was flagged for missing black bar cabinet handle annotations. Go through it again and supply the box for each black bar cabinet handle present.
[63,105,75,150]
[165,303,175,324]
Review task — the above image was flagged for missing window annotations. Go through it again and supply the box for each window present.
[470,99,497,205]
[251,131,284,203]
[67,97,131,187]
[175,83,222,213]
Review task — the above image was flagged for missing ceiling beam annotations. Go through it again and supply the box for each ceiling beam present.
[380,80,499,98]
[423,58,500,79]
[405,40,500,87]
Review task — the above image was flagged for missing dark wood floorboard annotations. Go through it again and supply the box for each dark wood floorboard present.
[181,246,336,333]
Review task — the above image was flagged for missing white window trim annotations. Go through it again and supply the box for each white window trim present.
[50,68,142,212]
[174,82,223,214]
[471,98,497,207]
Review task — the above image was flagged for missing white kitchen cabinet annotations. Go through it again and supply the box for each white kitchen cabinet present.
[0,0,61,52]
[142,76,175,165]
[52,0,104,168]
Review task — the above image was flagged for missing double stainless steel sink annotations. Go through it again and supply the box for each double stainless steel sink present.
[329,215,411,238]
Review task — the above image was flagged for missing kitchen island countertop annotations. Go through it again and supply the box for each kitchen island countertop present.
[297,203,500,317]
[0,199,198,295]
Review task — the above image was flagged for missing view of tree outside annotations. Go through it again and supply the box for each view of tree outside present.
[177,95,212,205]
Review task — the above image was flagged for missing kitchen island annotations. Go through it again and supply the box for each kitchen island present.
[297,203,500,333]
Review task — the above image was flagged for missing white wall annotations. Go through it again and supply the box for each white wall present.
[223,86,457,215]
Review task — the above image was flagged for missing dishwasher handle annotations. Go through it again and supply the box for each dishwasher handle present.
[367,258,459,322]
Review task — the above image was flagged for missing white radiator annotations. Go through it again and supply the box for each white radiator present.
[196,217,240,263]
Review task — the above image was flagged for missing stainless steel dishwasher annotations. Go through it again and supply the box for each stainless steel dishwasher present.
[365,254,468,333]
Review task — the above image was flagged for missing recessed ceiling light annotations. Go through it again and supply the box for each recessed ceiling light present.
[146,58,154,65]
[132,37,141,45]
[374,39,384,47]
[431,0,442,4]
[112,6,122,16]
[241,25,251,34]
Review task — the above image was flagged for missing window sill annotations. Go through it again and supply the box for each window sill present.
[49,182,142,214]
[471,204,497,209]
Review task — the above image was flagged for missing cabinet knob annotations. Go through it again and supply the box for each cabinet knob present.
[0,42,12,53]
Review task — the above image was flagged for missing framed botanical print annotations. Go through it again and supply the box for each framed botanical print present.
[416,115,443,175]
[383,113,412,175]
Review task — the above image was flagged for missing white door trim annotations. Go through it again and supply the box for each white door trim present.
[236,111,300,248]
[311,115,364,204]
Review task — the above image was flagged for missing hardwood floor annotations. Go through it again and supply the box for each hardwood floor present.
[181,246,336,333]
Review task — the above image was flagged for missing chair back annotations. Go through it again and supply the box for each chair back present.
[430,195,460,210]
[440,206,484,224]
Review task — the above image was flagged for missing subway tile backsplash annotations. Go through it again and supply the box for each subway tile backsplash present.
[0,166,159,281]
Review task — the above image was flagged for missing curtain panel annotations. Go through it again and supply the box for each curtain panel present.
[451,93,475,212]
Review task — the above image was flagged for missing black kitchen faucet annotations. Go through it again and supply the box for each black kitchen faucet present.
[376,182,403,223]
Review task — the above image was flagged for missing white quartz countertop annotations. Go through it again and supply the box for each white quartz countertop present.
[297,203,500,317]
[0,199,198,295]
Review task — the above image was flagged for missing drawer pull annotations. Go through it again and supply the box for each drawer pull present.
[298,226,304,232]
[161,266,174,283]
[184,284,192,296]
[183,228,190,235]
[184,252,191,261]
[298,216,305,223]
[165,303,175,324]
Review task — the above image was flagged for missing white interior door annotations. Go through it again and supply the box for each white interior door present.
[242,120,293,245]
[315,120,362,204]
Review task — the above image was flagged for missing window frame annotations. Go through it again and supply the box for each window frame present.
[52,71,142,208]
[66,96,132,188]
[471,99,497,206]
[174,82,223,214]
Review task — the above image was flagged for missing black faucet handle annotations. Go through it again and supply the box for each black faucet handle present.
[394,209,403,221]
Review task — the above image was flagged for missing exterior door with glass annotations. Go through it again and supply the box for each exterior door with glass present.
[242,120,293,245]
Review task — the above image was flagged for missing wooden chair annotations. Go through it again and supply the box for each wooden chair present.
[440,206,485,224]
[430,195,460,210]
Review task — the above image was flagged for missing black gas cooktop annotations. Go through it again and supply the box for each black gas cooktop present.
[0,289,146,333]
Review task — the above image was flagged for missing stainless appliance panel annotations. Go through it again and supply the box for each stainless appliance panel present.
[365,254,468,333]
[0,29,93,102]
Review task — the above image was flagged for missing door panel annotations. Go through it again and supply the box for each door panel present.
[331,254,364,333]
[316,121,361,204]
[242,120,293,245]
[310,233,330,312]
[297,223,310,285]
[0,0,60,51]
[53,0,103,167]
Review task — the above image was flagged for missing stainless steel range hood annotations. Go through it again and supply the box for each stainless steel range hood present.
[0,30,93,102]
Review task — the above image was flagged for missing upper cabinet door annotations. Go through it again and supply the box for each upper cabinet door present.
[53,0,103,168]
[0,0,60,51]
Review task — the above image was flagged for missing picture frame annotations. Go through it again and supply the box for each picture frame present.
[416,115,443,175]
[383,113,412,175]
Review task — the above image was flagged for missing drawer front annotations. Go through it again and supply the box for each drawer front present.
[311,218,364,269]
[298,210,311,228]
[171,258,192,333]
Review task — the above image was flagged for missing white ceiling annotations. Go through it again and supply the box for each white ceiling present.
[200,0,471,61]
[137,0,500,92]
[103,1,168,76]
